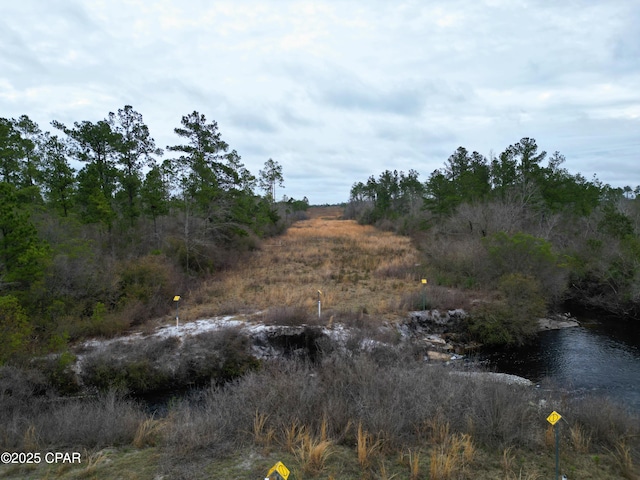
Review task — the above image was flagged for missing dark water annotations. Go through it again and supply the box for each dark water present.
[483,318,640,412]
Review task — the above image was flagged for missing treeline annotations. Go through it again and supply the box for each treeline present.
[0,107,308,363]
[347,138,640,342]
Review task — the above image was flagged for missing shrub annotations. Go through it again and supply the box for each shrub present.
[31,391,144,448]
[466,273,546,345]
[31,351,80,395]
[0,296,32,364]
[177,328,261,385]
[80,329,260,394]
[465,302,515,345]
[116,254,183,325]
[0,389,144,450]
[483,231,568,301]
[82,356,170,393]
[260,306,312,326]
[80,336,179,394]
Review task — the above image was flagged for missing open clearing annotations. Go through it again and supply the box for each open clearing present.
[185,206,425,323]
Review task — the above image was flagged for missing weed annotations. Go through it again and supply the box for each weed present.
[295,432,332,476]
[502,445,516,476]
[424,416,450,445]
[429,445,456,480]
[22,425,39,451]
[133,418,165,448]
[544,425,555,450]
[428,432,475,480]
[253,411,275,448]
[356,422,383,469]
[611,438,638,479]
[281,419,307,454]
[569,423,591,453]
[405,448,421,480]
[78,449,108,477]
[378,459,400,480]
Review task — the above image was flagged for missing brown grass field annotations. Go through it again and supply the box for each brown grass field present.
[187,206,431,322]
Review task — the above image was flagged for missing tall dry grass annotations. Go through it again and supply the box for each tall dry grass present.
[295,432,333,476]
[356,422,383,470]
[184,207,429,323]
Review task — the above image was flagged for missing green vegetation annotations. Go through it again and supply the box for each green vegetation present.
[0,108,309,362]
[347,137,640,343]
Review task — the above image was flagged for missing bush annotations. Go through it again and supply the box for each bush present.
[116,254,183,325]
[163,351,545,457]
[466,273,546,345]
[178,329,261,385]
[483,231,568,301]
[80,329,260,394]
[80,336,179,394]
[31,351,80,395]
[260,306,312,326]
[82,356,170,393]
[0,296,32,364]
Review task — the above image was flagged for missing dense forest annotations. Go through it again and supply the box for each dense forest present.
[0,106,308,364]
[347,138,640,344]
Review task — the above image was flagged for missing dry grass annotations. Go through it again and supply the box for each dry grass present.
[356,422,383,470]
[611,438,638,479]
[544,425,555,450]
[405,448,421,480]
[22,425,39,451]
[569,423,591,453]
[133,418,165,448]
[281,419,307,454]
[502,445,516,476]
[185,207,427,323]
[429,432,476,480]
[79,449,109,477]
[429,446,457,480]
[253,411,275,448]
[295,432,333,476]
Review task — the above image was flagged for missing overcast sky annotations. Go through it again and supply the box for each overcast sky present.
[2,0,639,204]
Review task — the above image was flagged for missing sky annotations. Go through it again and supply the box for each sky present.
[1,0,639,205]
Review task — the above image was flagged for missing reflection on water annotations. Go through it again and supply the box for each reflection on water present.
[482,319,640,412]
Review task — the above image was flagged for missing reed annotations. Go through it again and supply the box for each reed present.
[611,438,637,479]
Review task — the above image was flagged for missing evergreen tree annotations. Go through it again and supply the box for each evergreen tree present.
[13,115,44,195]
[259,158,284,203]
[108,105,163,224]
[52,119,121,201]
[0,118,21,186]
[0,183,49,289]
[41,134,76,217]
[53,119,121,228]
[140,164,170,235]
[167,111,233,211]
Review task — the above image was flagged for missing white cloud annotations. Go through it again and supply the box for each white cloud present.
[1,0,639,203]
